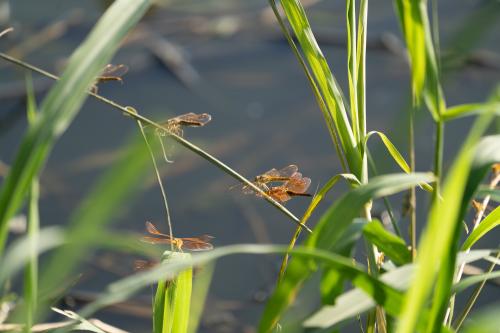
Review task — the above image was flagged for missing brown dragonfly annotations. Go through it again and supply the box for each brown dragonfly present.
[91,64,129,93]
[262,172,312,203]
[141,221,214,252]
[157,112,212,137]
[240,165,299,194]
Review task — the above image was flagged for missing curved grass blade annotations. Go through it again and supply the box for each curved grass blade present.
[278,173,360,280]
[453,269,500,295]
[443,102,500,122]
[0,0,152,256]
[363,219,411,265]
[365,131,411,173]
[461,205,500,251]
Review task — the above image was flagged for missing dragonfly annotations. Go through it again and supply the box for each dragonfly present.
[239,165,299,194]
[91,64,129,93]
[262,172,312,203]
[155,113,212,163]
[141,221,214,252]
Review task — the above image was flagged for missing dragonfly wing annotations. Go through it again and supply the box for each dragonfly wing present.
[277,165,299,178]
[141,236,173,245]
[182,239,213,251]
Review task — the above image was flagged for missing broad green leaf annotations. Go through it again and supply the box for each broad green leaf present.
[363,219,411,265]
[443,102,500,121]
[397,109,497,333]
[154,252,192,333]
[0,0,152,255]
[462,205,500,250]
[261,173,434,332]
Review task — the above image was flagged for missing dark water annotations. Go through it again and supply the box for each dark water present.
[1,0,499,331]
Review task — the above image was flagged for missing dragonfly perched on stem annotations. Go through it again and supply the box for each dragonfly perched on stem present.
[154,112,212,163]
[141,221,214,252]
[236,165,312,203]
[157,112,212,137]
[261,172,312,203]
[91,63,129,93]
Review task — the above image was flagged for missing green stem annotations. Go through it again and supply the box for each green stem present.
[433,120,444,196]
[0,52,310,233]
[409,108,417,260]
[136,119,174,250]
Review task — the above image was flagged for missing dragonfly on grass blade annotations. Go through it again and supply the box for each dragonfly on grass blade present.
[157,112,212,137]
[141,221,214,252]
[91,64,129,93]
[261,172,312,203]
[234,165,299,194]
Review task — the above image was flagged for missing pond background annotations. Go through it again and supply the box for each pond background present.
[1,0,499,331]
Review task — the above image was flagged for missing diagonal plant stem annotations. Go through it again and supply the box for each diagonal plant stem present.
[0,52,311,233]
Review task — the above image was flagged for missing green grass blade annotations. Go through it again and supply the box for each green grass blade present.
[188,263,214,333]
[0,0,152,256]
[268,0,348,171]
[279,173,360,279]
[154,252,192,333]
[279,0,362,176]
[443,102,500,121]
[346,0,359,141]
[397,109,497,333]
[356,0,368,137]
[363,220,411,265]
[462,205,500,251]
[24,75,39,332]
[365,131,411,173]
[392,0,426,104]
[453,270,500,295]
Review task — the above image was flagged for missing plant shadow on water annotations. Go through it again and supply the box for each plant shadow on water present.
[0,0,499,332]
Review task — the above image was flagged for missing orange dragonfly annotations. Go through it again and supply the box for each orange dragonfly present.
[91,64,129,93]
[240,165,299,194]
[262,172,312,203]
[141,221,214,252]
[157,112,212,137]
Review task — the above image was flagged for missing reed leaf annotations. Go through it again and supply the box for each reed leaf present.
[0,0,152,256]
[363,219,411,265]
[278,0,362,177]
[462,205,500,251]
[154,252,193,333]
